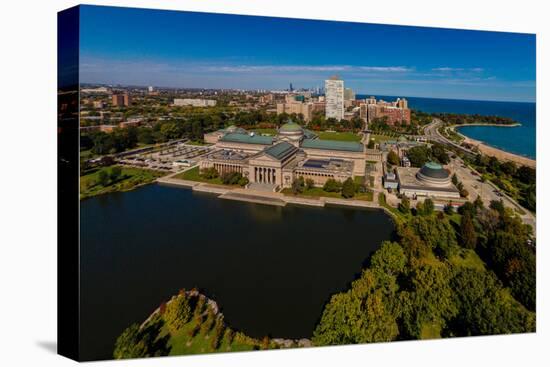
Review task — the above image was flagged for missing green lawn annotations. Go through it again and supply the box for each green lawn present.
[369,134,397,144]
[173,166,245,187]
[317,131,362,142]
[282,187,373,201]
[173,166,224,185]
[80,166,165,199]
[131,293,276,358]
[164,316,258,356]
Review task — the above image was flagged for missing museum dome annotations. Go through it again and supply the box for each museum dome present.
[416,162,452,187]
[279,120,304,133]
[277,120,304,145]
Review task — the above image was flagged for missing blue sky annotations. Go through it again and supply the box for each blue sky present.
[79,5,536,102]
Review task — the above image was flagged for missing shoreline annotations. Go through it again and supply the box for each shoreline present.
[157,174,400,218]
[451,125,536,168]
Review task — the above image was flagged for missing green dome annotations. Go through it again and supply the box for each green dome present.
[279,120,303,132]
[419,162,449,179]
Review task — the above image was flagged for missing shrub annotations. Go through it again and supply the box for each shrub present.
[200,167,219,179]
[342,178,355,198]
[323,178,342,193]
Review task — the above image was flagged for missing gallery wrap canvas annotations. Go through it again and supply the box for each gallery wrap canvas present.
[58,4,536,362]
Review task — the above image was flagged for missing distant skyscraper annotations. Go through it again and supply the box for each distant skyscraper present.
[289,82,293,92]
[344,88,355,101]
[148,86,154,93]
[325,76,344,120]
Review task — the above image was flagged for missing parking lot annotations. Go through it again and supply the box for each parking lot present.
[118,143,212,172]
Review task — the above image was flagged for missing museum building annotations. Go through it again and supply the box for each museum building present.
[200,121,367,189]
[396,162,460,199]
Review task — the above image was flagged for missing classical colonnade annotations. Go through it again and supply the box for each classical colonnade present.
[254,166,277,184]
[213,163,244,175]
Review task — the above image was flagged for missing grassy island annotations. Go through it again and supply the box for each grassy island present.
[114,290,291,359]
[80,166,166,200]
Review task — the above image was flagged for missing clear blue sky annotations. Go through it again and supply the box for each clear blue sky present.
[79,5,536,102]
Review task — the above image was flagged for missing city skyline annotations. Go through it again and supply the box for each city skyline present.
[80,5,536,102]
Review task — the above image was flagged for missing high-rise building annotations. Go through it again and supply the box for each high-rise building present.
[148,86,154,93]
[289,83,294,92]
[344,88,355,101]
[325,76,344,120]
[396,98,408,109]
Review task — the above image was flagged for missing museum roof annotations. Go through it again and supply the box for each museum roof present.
[264,141,298,160]
[303,129,318,140]
[301,139,364,152]
[220,132,274,145]
[222,125,248,134]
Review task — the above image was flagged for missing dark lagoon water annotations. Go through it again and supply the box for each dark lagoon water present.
[80,184,395,360]
[358,95,536,159]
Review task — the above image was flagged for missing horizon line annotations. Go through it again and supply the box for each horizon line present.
[79,81,536,104]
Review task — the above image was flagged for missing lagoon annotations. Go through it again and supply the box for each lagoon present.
[79,184,395,360]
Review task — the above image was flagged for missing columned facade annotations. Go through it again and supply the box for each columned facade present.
[253,166,278,184]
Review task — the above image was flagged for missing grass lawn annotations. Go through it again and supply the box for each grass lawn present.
[316,131,361,142]
[133,293,275,358]
[174,166,224,185]
[251,128,277,136]
[281,187,373,201]
[163,317,258,356]
[80,166,165,199]
[369,133,398,144]
[173,166,245,187]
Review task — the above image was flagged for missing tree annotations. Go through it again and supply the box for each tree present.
[406,146,431,167]
[430,143,449,164]
[489,199,505,215]
[473,195,484,210]
[449,268,534,336]
[398,197,410,214]
[110,166,122,182]
[460,213,477,249]
[422,198,434,216]
[113,324,150,359]
[341,178,355,198]
[98,169,110,186]
[164,295,192,332]
[451,173,458,186]
[312,269,399,346]
[305,178,315,190]
[323,178,342,193]
[443,202,455,215]
[370,241,406,276]
[200,167,219,179]
[398,264,457,338]
[407,215,458,258]
[387,150,400,166]
[291,176,305,194]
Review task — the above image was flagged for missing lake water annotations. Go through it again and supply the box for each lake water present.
[79,184,395,360]
[358,95,536,159]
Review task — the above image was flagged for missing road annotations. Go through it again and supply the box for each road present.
[448,153,536,231]
[422,119,535,231]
